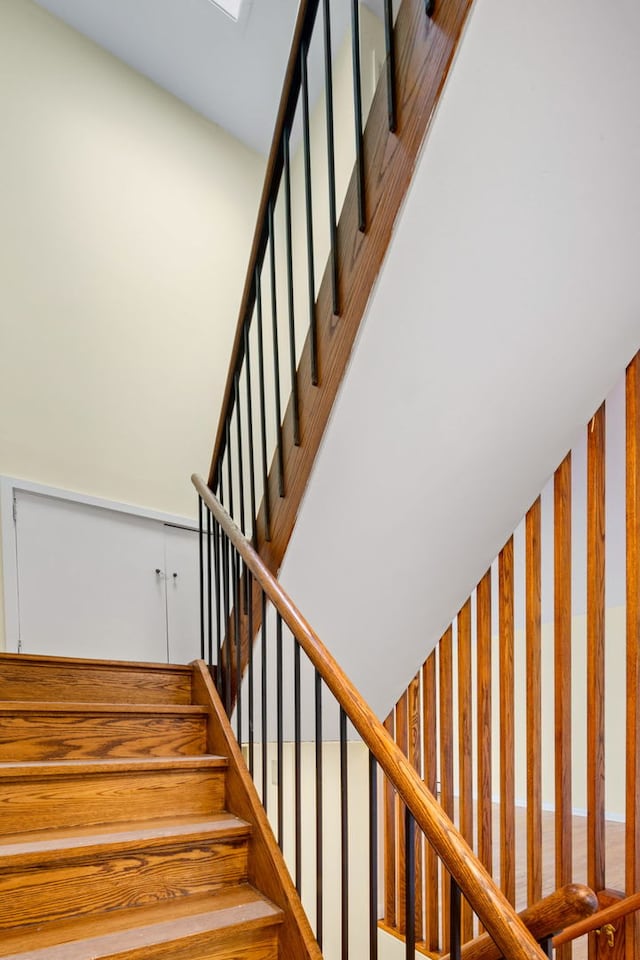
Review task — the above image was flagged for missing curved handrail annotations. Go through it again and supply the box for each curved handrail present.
[207,0,319,487]
[553,891,640,947]
[193,473,549,960]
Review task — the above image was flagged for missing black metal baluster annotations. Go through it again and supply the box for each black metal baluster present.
[425,0,435,17]
[222,528,231,717]
[206,508,213,666]
[405,810,416,960]
[340,707,349,960]
[450,877,461,960]
[243,322,258,546]
[300,42,318,386]
[384,0,397,133]
[322,0,339,316]
[233,547,242,745]
[268,203,285,498]
[198,496,205,660]
[234,373,246,536]
[261,592,268,811]
[213,517,222,694]
[539,936,553,959]
[351,0,366,232]
[283,132,300,447]
[294,639,302,893]
[369,753,378,960]
[315,669,323,948]
[226,420,234,522]
[276,613,284,848]
[255,273,271,541]
[247,570,254,777]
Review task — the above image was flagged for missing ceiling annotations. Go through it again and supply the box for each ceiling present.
[32,0,384,156]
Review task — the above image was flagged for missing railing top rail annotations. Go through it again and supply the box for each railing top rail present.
[553,891,640,947]
[207,0,320,488]
[193,473,549,960]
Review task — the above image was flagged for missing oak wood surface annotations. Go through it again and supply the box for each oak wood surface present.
[423,653,440,952]
[499,538,515,906]
[554,891,640,947]
[626,354,640,960]
[191,659,321,960]
[526,499,542,907]
[396,688,408,936]
[458,601,474,942]
[587,406,606,921]
[0,885,282,960]
[384,709,397,928]
[194,477,551,960]
[439,625,454,954]
[0,706,208,761]
[408,673,424,942]
[0,757,227,835]
[476,570,493,879]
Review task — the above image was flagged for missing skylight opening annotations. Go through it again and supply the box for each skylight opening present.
[204,0,244,22]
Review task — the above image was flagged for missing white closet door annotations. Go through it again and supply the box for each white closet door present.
[15,491,168,662]
[164,525,201,665]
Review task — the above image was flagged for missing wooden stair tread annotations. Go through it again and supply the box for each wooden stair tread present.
[0,755,227,777]
[0,652,194,673]
[0,884,282,958]
[0,813,250,860]
[0,702,208,715]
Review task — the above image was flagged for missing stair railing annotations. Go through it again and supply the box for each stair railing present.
[193,473,553,960]
[382,350,640,960]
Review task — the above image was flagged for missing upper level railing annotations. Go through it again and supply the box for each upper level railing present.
[205,0,454,558]
[193,472,562,960]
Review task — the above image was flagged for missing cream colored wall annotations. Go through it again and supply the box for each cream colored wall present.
[0,0,264,648]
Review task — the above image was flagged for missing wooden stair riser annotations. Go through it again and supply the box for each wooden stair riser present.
[0,766,226,835]
[0,709,208,761]
[0,833,250,928]
[0,658,192,706]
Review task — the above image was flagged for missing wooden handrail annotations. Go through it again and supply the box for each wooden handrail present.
[553,891,640,947]
[207,0,320,487]
[439,885,597,960]
[193,474,550,960]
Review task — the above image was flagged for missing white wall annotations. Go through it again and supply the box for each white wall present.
[0,0,264,647]
[279,0,640,722]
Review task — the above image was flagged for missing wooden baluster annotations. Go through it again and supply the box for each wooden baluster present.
[526,498,542,906]
[396,689,408,935]
[555,453,573,960]
[384,710,396,929]
[499,539,516,906]
[440,626,454,952]
[587,405,606,960]
[626,355,640,960]
[408,673,423,943]
[476,570,493,898]
[458,599,474,941]
[423,651,440,952]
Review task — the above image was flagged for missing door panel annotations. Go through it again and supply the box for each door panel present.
[164,525,201,664]
[15,491,168,662]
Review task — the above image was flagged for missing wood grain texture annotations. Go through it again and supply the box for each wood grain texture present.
[423,653,439,952]
[408,673,424,942]
[0,817,250,928]
[0,885,282,960]
[0,705,208,761]
[554,455,573,918]
[396,688,409,936]
[384,710,397,928]
[476,570,493,879]
[440,884,598,960]
[526,499,542,907]
[0,758,227,835]
[194,480,553,960]
[458,600,474,942]
[0,655,192,705]
[587,406,606,919]
[499,539,515,906]
[191,660,321,960]
[554,890,640,947]
[626,354,640,960]
[439,625,454,953]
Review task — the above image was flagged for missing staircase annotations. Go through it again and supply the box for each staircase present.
[0,653,293,960]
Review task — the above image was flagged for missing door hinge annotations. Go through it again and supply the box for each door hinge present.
[12,496,17,523]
